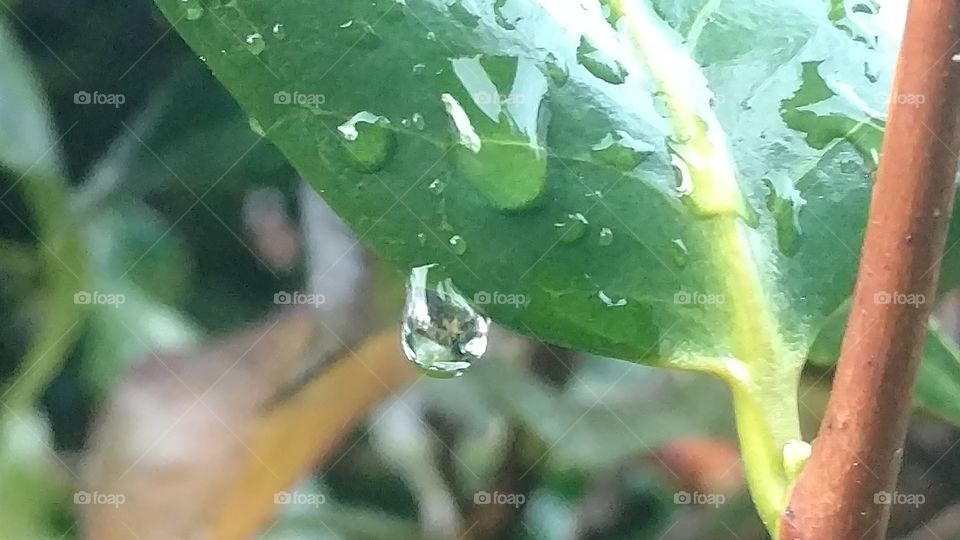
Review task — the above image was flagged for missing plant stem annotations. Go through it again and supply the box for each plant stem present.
[609,2,805,534]
[782,2,960,538]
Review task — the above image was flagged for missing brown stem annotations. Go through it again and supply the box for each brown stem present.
[781,2,960,538]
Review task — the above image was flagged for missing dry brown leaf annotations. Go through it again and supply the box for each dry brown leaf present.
[80,308,415,540]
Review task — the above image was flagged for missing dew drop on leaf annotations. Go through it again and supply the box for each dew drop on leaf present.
[576,37,626,85]
[336,112,396,172]
[272,23,287,39]
[598,290,627,307]
[598,227,614,246]
[669,238,689,268]
[555,213,589,243]
[448,234,468,255]
[179,0,204,20]
[248,117,266,137]
[401,264,490,378]
[591,131,653,171]
[244,33,266,55]
[428,178,445,195]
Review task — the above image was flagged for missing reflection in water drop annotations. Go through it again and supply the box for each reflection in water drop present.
[441,93,483,152]
[401,265,490,378]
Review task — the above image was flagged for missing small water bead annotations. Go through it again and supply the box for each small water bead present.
[449,234,467,255]
[410,112,425,131]
[401,264,490,378]
[244,33,266,55]
[669,239,689,268]
[555,213,589,243]
[248,117,266,137]
[336,112,395,171]
[179,0,204,20]
[428,178,445,195]
[598,290,627,307]
[272,23,287,39]
[598,227,614,246]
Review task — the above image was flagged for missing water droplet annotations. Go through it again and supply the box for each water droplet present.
[426,31,437,41]
[244,33,266,55]
[417,232,427,246]
[180,0,204,20]
[339,19,382,49]
[652,91,671,118]
[442,92,547,211]
[763,179,803,257]
[669,238,689,268]
[336,112,396,172]
[576,37,626,84]
[840,159,860,174]
[953,53,960,63]
[272,23,287,39]
[555,213,589,243]
[412,63,427,77]
[449,2,480,27]
[428,178,445,195]
[410,112,425,131]
[401,264,490,378]
[248,117,266,137]
[591,131,653,171]
[598,290,627,307]
[449,234,467,255]
[671,153,694,196]
[544,53,569,87]
[598,227,614,246]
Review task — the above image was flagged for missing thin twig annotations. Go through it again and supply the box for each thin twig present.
[781,2,960,538]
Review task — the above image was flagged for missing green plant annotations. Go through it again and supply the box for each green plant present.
[149,0,960,537]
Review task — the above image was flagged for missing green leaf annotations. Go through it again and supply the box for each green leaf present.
[151,0,896,364]
[0,18,86,410]
[809,303,960,427]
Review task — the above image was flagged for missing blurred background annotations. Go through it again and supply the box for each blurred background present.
[1,2,960,539]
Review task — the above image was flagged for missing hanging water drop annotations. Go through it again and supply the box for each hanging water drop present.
[244,33,266,55]
[401,265,490,378]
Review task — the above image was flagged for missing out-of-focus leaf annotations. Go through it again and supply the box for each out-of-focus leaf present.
[81,314,414,540]
[809,303,960,426]
[0,411,70,539]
